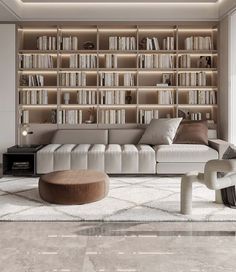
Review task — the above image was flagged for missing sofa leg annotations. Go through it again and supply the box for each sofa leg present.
[181,176,193,215]
[215,190,223,204]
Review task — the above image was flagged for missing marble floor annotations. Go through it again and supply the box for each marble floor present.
[1,221,236,272]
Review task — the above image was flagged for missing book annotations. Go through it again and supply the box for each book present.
[109,36,136,50]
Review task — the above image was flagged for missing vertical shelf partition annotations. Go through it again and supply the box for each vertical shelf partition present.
[17,23,218,134]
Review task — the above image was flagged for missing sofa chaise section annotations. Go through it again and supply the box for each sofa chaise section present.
[155,144,219,174]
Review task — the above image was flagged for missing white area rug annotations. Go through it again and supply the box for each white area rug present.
[0,176,236,221]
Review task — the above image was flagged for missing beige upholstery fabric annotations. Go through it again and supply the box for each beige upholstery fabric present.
[37,144,61,174]
[54,144,76,171]
[105,144,122,174]
[122,144,139,173]
[88,144,106,171]
[156,162,206,174]
[137,145,156,174]
[109,129,144,145]
[37,143,156,174]
[181,159,236,215]
[155,144,218,163]
[36,129,226,175]
[51,129,108,144]
[71,144,91,170]
[139,118,182,145]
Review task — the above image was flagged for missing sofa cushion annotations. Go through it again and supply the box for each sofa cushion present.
[88,144,106,171]
[137,145,156,174]
[37,144,61,174]
[71,144,91,170]
[105,144,122,173]
[122,144,139,173]
[139,118,182,145]
[155,144,218,163]
[54,144,76,171]
[174,121,208,145]
[51,129,108,144]
[109,129,144,144]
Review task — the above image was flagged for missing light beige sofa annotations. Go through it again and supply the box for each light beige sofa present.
[36,129,228,175]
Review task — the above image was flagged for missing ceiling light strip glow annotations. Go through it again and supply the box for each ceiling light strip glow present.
[20,0,218,4]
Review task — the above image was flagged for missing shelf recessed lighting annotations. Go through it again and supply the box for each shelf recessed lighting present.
[60,28,97,32]
[19,28,57,32]
[19,71,57,74]
[178,28,217,32]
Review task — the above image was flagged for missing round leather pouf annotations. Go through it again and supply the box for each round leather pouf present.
[39,170,109,205]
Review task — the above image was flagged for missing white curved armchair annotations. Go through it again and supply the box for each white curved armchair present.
[181,159,236,215]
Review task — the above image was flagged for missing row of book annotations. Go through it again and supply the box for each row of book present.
[20,110,30,124]
[60,36,78,51]
[100,90,126,105]
[104,54,118,68]
[99,72,119,87]
[144,37,160,50]
[179,55,212,68]
[188,90,216,105]
[69,54,97,68]
[158,90,174,105]
[139,54,174,69]
[139,109,159,124]
[143,36,175,51]
[60,72,87,87]
[163,37,175,50]
[99,72,135,86]
[76,90,96,105]
[37,36,57,51]
[19,55,54,69]
[190,112,205,121]
[124,73,135,86]
[101,109,126,124]
[179,55,191,68]
[20,75,44,87]
[20,90,48,105]
[109,36,136,50]
[58,109,83,124]
[178,72,207,86]
[184,36,213,50]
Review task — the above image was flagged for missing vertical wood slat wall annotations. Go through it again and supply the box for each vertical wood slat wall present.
[17,23,218,132]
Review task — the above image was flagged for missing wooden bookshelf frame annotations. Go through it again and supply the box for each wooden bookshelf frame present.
[16,22,218,134]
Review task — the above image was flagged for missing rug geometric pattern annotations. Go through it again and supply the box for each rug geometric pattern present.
[1,176,236,221]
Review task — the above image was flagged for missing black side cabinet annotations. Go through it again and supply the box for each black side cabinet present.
[3,145,43,176]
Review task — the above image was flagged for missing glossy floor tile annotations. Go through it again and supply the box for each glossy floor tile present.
[1,222,236,272]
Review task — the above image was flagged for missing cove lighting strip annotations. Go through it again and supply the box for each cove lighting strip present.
[21,0,218,3]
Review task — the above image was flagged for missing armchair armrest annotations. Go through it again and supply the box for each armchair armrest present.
[208,139,230,159]
[204,159,236,190]
[205,159,236,174]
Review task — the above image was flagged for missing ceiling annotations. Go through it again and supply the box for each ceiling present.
[0,0,234,22]
[20,0,218,2]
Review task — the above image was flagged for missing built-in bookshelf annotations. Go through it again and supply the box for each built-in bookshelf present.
[17,23,218,129]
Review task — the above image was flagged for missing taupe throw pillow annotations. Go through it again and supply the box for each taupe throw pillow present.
[218,145,236,178]
[138,118,182,145]
[174,121,208,145]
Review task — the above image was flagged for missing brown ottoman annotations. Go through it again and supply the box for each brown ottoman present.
[39,170,109,205]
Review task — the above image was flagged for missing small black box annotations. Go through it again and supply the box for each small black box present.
[7,145,44,154]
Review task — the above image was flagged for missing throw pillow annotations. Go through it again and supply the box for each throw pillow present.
[138,118,182,145]
[219,145,236,208]
[222,145,236,160]
[173,120,208,145]
[218,145,236,178]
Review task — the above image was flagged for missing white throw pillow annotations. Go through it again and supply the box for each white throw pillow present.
[139,118,182,145]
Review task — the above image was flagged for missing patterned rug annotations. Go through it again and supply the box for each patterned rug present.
[0,176,236,221]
